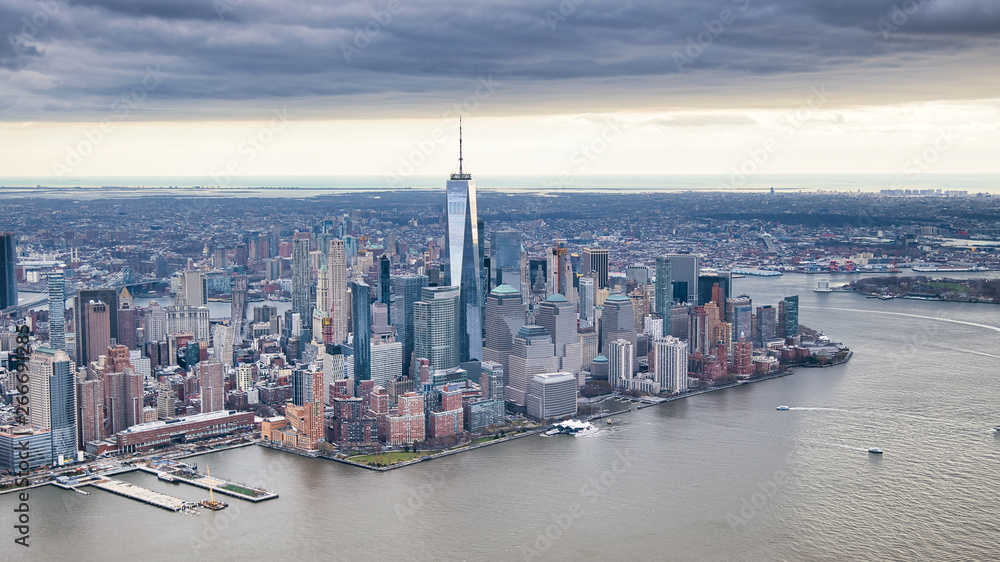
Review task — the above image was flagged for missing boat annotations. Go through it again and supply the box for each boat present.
[994,426,1000,433]
[547,419,598,437]
[868,448,883,454]
[776,405,790,411]
[606,420,612,425]
[198,467,228,510]
[157,472,178,483]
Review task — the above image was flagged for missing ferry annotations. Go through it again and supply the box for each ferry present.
[868,448,883,455]
[545,420,599,437]
[776,405,790,411]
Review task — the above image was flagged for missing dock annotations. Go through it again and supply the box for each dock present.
[137,465,278,502]
[88,478,196,512]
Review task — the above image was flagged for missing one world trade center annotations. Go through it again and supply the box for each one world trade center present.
[446,119,483,362]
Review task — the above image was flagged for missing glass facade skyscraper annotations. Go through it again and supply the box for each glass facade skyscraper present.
[445,122,483,362]
[391,273,428,378]
[0,233,15,311]
[351,280,372,387]
[48,270,66,351]
[654,257,672,336]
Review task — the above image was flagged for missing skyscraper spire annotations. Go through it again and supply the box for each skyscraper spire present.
[452,117,470,180]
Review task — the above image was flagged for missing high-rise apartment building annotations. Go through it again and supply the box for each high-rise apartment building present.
[328,238,349,344]
[654,257,672,335]
[780,295,799,338]
[291,232,312,323]
[652,337,688,393]
[198,360,225,413]
[608,339,634,389]
[73,288,119,366]
[351,280,372,388]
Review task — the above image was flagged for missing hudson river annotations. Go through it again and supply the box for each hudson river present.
[6,273,1000,561]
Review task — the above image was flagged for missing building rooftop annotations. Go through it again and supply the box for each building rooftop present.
[491,283,519,295]
[545,293,568,302]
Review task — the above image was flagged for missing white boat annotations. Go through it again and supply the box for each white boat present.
[868,448,883,454]
[158,472,178,483]
[813,279,833,293]
[776,405,790,411]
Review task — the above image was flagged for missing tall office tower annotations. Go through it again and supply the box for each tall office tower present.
[378,255,391,316]
[505,325,558,408]
[231,274,248,347]
[157,380,175,419]
[73,288,119,365]
[445,122,483,363]
[78,373,105,447]
[527,372,577,421]
[145,301,167,343]
[82,300,112,368]
[698,271,732,307]
[0,233,16,311]
[755,305,777,345]
[578,276,595,322]
[779,295,799,338]
[600,294,636,370]
[654,257,672,335]
[535,293,579,372]
[328,238,349,344]
[582,247,610,290]
[117,287,136,350]
[48,271,66,350]
[165,305,210,341]
[663,252,700,304]
[482,284,526,375]
[652,336,688,393]
[528,259,548,295]
[491,230,523,292]
[292,232,312,322]
[313,264,330,344]
[714,321,733,359]
[628,289,646,334]
[198,360,225,413]
[687,306,707,355]
[548,243,569,296]
[413,286,460,374]
[178,270,207,307]
[391,274,428,378]
[579,326,599,366]
[371,339,403,387]
[625,264,650,285]
[351,280,372,390]
[29,348,76,464]
[98,345,142,435]
[607,339,634,389]
[703,301,721,355]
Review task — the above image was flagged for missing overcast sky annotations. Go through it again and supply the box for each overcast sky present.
[1,0,998,183]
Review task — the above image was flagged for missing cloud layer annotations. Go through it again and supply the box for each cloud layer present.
[2,0,999,121]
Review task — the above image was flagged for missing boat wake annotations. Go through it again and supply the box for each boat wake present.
[788,407,851,413]
[800,306,1000,334]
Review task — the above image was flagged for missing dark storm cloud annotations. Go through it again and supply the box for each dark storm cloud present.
[1,0,998,120]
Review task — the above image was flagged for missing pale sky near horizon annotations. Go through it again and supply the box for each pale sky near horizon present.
[1,0,998,182]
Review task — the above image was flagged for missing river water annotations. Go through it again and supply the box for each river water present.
[6,273,1000,561]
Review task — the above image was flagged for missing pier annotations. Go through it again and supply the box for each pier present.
[138,465,278,502]
[88,478,195,512]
